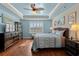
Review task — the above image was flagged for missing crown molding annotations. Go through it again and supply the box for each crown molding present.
[23,15,49,20]
[49,3,62,18]
[1,3,23,19]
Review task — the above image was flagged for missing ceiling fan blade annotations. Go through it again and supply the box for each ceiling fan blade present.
[37,8,45,11]
[23,8,32,10]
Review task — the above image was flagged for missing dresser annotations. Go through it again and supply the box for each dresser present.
[65,39,79,56]
[0,32,20,51]
[0,22,22,51]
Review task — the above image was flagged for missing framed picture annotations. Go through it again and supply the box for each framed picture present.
[54,20,57,26]
[59,16,65,25]
[54,16,65,27]
[68,12,76,24]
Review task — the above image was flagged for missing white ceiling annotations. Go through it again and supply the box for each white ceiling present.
[11,3,76,17]
[52,3,76,17]
[11,3,57,15]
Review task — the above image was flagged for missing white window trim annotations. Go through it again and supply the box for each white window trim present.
[29,21,44,34]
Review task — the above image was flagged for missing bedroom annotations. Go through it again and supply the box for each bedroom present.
[0,3,79,56]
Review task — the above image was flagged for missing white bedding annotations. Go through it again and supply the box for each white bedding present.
[32,32,63,51]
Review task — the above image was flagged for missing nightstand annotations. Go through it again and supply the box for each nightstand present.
[65,39,79,56]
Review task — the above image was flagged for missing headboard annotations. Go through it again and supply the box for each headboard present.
[54,27,69,38]
[63,28,69,38]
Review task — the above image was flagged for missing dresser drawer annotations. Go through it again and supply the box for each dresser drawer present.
[66,40,76,47]
[77,43,79,48]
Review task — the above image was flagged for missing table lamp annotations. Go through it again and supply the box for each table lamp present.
[71,23,79,40]
[50,27,52,32]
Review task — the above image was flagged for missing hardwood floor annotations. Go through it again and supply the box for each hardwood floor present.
[0,39,67,56]
[32,48,67,56]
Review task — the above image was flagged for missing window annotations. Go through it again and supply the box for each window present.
[29,21,43,33]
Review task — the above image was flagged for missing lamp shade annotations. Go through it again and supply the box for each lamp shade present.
[32,11,37,14]
[50,27,52,30]
[71,23,79,31]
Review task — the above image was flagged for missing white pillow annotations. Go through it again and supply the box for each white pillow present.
[55,31,64,37]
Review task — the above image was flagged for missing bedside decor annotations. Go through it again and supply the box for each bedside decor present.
[50,27,52,30]
[50,27,53,32]
[71,23,79,40]
[68,12,76,25]
[54,16,65,27]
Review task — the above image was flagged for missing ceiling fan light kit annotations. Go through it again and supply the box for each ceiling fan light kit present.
[24,3,44,12]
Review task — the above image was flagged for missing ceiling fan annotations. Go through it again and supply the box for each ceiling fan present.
[24,3,45,12]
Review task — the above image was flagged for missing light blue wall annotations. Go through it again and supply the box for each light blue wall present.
[0,4,21,33]
[21,21,32,37]
[44,20,52,33]
[21,20,52,38]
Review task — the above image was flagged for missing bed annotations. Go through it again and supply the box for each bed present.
[32,28,69,51]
